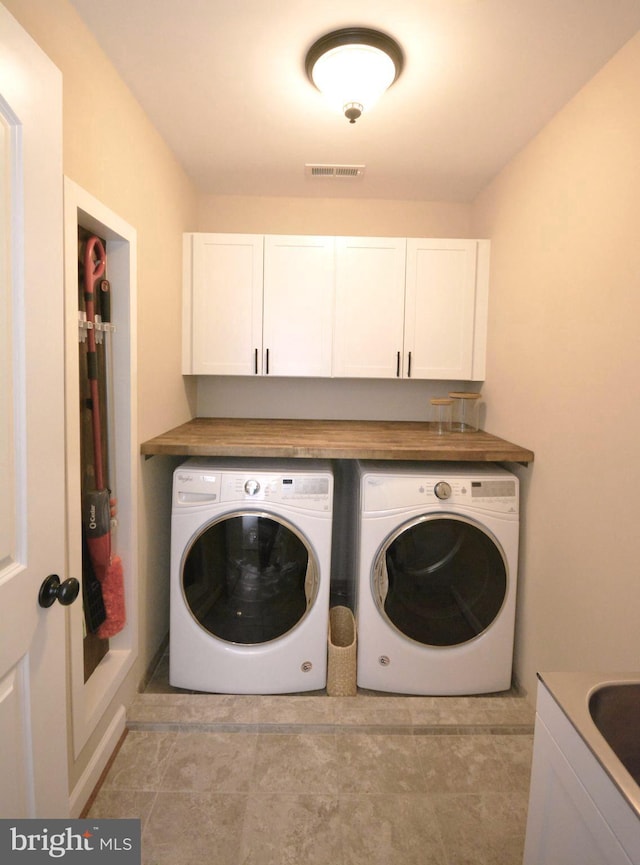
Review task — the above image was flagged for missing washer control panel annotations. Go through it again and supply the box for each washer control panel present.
[223,473,331,510]
[173,460,333,512]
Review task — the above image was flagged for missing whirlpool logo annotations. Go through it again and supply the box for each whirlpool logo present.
[1,820,140,863]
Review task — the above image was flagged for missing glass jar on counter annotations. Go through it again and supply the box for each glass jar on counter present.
[430,398,453,435]
[449,392,482,432]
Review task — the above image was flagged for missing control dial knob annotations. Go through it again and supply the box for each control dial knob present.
[434,481,452,500]
[244,479,261,496]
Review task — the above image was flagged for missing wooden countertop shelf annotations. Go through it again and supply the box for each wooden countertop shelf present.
[140,417,534,464]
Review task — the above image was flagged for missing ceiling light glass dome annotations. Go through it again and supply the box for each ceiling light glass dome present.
[305,28,404,124]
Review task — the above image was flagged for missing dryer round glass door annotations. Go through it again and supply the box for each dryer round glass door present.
[373,515,508,647]
[181,512,319,644]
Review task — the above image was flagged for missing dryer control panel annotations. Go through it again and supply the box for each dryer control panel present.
[470,478,518,500]
[363,472,518,515]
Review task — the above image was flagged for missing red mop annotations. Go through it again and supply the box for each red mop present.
[82,236,126,638]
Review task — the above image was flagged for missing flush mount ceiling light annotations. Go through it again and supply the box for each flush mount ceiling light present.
[305,27,404,124]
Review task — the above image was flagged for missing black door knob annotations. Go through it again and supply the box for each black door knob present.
[38,574,80,608]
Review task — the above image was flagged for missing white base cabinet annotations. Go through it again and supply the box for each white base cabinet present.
[524,682,638,865]
[184,233,489,380]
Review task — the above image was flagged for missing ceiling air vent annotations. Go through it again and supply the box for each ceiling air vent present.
[305,163,365,179]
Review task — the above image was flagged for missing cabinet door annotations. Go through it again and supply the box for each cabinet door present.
[523,714,635,865]
[404,239,480,379]
[186,233,263,375]
[263,235,334,377]
[334,237,406,378]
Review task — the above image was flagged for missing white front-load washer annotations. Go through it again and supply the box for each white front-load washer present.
[355,461,520,695]
[170,458,333,693]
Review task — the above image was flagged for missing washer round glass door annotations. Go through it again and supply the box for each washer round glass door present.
[373,515,508,647]
[182,512,319,644]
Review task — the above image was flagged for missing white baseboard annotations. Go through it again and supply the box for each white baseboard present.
[68,705,127,818]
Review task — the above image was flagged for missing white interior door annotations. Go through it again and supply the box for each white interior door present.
[0,6,69,816]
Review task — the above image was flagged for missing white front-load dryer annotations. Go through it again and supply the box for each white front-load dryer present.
[170,458,333,693]
[355,461,520,695]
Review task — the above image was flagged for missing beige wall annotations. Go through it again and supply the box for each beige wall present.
[472,31,640,697]
[3,0,198,793]
[4,0,198,440]
[195,376,473,422]
[198,194,471,237]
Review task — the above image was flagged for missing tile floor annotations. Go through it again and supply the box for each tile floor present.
[87,654,536,865]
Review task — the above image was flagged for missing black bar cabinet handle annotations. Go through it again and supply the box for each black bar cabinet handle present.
[254,347,258,374]
[407,351,412,377]
[265,348,270,375]
[396,351,401,377]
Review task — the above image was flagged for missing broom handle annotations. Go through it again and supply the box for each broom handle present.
[101,277,119,533]
[84,237,107,491]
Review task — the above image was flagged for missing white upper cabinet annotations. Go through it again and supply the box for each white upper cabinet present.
[184,233,263,374]
[183,233,489,380]
[263,235,334,377]
[334,237,407,378]
[404,239,489,380]
[334,237,488,380]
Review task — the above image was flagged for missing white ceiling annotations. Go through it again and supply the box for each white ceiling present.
[69,0,640,202]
